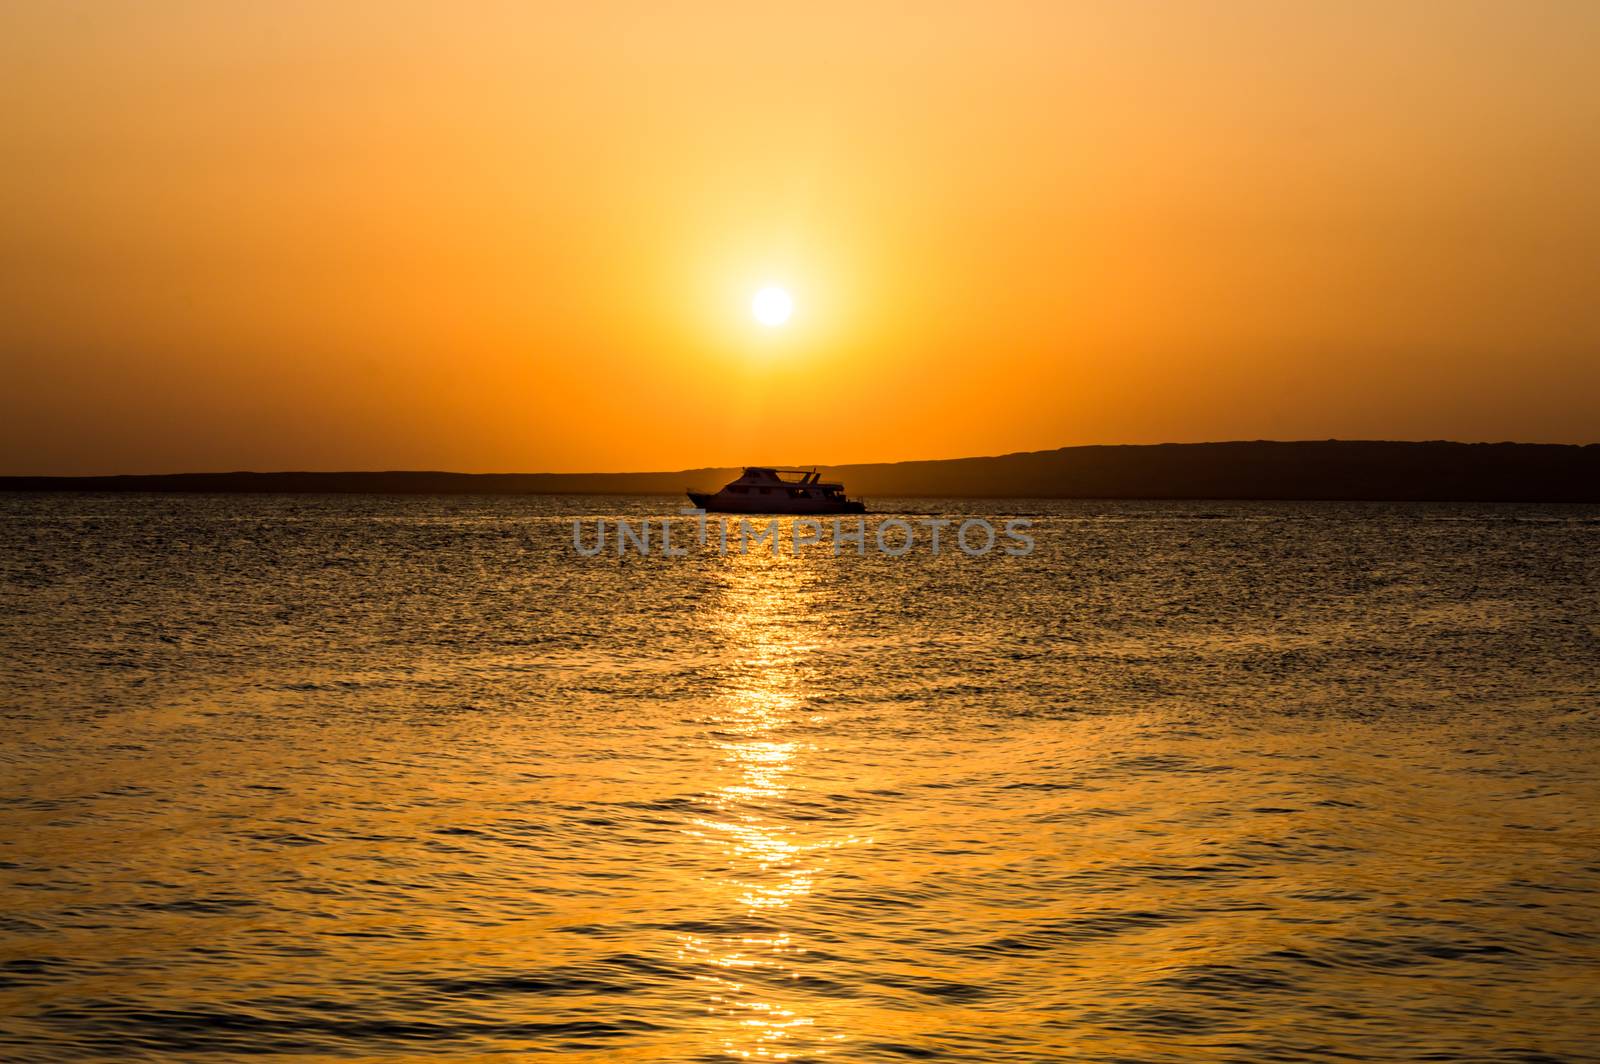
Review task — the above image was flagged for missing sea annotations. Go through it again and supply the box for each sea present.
[1,493,1597,1062]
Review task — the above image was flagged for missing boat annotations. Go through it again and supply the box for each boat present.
[687,467,866,515]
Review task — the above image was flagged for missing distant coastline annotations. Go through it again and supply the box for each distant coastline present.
[3,440,1598,502]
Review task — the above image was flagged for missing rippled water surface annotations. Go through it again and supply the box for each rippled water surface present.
[2,494,1598,1062]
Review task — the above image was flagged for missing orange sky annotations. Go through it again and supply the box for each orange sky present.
[3,1,1598,474]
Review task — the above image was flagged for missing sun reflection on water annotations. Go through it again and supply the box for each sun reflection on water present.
[681,546,852,1060]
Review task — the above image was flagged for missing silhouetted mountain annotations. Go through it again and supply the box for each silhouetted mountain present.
[3,441,1596,501]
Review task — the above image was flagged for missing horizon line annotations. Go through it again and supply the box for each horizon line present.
[6,437,1599,481]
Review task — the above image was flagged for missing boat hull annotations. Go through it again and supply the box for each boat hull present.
[686,490,865,515]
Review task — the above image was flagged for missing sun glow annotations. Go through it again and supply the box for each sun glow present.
[751,285,794,327]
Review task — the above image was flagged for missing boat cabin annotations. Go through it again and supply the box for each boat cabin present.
[723,467,849,501]
[687,465,865,514]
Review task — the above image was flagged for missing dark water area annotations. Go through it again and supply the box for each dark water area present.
[1,494,1597,1062]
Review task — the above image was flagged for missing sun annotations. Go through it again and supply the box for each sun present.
[751,285,793,327]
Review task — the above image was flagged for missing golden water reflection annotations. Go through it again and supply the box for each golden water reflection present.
[682,548,854,1060]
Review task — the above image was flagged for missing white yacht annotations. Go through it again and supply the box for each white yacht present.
[687,467,866,515]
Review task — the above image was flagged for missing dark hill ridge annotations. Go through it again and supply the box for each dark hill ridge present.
[3,441,1597,502]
